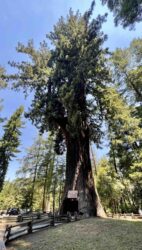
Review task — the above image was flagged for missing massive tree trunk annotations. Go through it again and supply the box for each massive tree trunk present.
[60,128,106,217]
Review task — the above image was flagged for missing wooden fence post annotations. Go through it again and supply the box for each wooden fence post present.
[5,225,11,242]
[28,221,32,234]
[50,216,55,227]
[37,213,41,219]
[17,215,23,222]
[67,212,71,223]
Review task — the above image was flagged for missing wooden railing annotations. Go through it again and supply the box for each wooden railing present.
[1,212,79,245]
[1,212,141,247]
[5,217,52,242]
[107,213,142,219]
[0,212,50,223]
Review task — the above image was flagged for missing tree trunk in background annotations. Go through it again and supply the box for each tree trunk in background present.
[42,195,51,212]
[42,181,47,212]
[60,129,106,217]
[30,165,38,211]
[42,164,49,212]
[58,182,62,209]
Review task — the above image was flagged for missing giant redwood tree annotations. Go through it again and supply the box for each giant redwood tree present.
[7,2,112,216]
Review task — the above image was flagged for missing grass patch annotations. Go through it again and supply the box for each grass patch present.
[7,218,142,250]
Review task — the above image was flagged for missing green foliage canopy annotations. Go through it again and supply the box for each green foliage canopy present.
[6,4,111,151]
[101,0,142,28]
[0,106,24,191]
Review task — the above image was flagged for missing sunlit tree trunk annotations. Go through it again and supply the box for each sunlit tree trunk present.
[60,129,106,217]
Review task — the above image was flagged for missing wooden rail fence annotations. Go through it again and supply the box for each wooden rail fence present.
[107,213,142,219]
[0,212,79,247]
[0,212,141,248]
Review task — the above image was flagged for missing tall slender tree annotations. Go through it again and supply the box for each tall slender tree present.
[0,106,24,191]
[38,135,55,212]
[109,39,142,209]
[17,136,48,210]
[0,66,7,123]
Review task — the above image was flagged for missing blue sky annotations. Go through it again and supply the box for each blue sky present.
[0,0,142,179]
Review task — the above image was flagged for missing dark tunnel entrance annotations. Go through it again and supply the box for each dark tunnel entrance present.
[62,198,78,215]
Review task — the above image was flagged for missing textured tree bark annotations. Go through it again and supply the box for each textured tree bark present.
[60,129,106,217]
